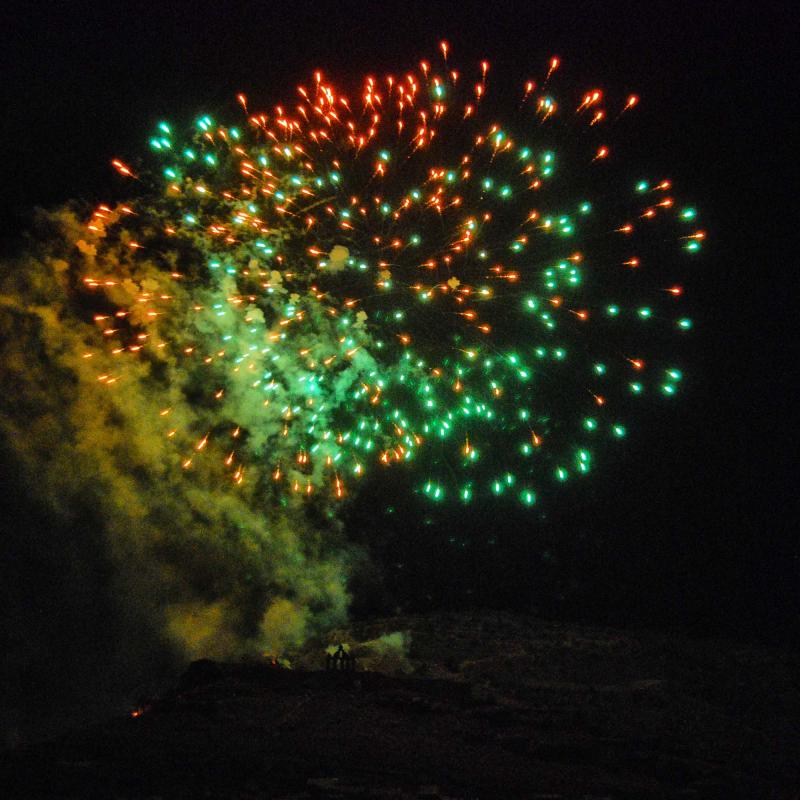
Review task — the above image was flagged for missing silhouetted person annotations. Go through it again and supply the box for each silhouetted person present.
[325,644,356,671]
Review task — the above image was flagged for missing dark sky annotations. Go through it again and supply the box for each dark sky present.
[1,0,797,640]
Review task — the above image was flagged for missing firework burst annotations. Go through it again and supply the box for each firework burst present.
[83,44,701,507]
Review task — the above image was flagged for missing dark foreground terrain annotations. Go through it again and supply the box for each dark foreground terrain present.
[3,612,799,798]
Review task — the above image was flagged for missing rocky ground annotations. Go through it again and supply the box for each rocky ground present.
[3,612,799,798]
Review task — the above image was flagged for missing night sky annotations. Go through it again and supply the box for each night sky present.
[1,0,797,744]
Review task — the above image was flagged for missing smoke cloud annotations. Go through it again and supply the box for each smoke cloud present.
[0,207,363,743]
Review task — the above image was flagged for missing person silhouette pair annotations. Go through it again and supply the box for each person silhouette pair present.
[326,644,356,671]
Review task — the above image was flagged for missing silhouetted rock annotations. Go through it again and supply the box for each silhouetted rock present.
[177,657,223,691]
[2,612,798,798]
